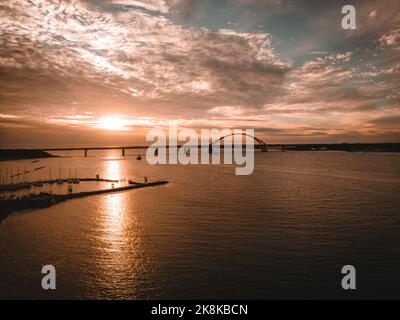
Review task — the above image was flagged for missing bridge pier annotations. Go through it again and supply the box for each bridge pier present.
[122,148,125,156]
[84,149,88,157]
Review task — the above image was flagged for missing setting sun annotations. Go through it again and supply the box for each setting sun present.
[96,116,131,131]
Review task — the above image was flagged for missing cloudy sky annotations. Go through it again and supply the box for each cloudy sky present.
[0,0,399,147]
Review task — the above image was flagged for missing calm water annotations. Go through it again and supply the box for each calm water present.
[0,151,399,299]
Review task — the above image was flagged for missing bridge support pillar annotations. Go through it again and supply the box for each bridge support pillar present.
[84,149,88,157]
[122,148,125,156]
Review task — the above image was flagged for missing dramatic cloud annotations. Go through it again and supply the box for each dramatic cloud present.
[0,0,399,146]
[111,0,170,13]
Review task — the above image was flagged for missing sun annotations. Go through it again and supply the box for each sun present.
[97,116,131,131]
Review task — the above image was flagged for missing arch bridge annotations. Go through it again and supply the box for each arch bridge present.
[209,133,268,153]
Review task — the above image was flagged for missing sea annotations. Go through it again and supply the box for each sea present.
[0,150,399,299]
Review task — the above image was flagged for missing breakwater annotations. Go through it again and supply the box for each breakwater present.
[0,178,119,192]
[0,180,169,222]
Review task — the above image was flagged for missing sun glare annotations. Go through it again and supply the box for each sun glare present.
[97,116,131,131]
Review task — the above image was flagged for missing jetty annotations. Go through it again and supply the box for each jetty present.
[0,177,119,192]
[0,179,169,222]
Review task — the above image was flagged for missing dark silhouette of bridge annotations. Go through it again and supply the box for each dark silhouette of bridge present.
[42,134,268,157]
[7,142,399,160]
[43,146,147,157]
[209,133,268,153]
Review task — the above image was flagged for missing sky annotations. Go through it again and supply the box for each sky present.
[0,0,399,147]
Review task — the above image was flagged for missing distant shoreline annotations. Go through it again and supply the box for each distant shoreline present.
[0,143,399,161]
[269,143,400,153]
[0,149,59,161]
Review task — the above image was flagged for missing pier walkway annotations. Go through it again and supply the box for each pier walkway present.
[0,180,169,222]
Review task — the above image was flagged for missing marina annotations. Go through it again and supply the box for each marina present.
[0,177,169,221]
[0,158,169,222]
[0,177,119,192]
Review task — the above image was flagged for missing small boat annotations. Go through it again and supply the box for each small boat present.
[72,169,79,184]
[136,153,142,160]
[33,181,44,187]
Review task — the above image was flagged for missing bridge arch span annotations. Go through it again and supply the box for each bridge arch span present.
[209,133,268,153]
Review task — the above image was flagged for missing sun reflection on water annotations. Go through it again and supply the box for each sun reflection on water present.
[93,158,146,297]
[104,156,122,181]
[102,159,127,246]
[103,193,126,242]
